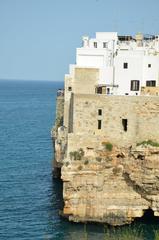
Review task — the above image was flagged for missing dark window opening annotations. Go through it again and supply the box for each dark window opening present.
[95,86,106,94]
[125,93,129,95]
[94,42,97,48]
[107,88,110,95]
[118,36,133,41]
[68,86,72,91]
[148,64,151,68]
[103,42,107,48]
[96,87,102,94]
[123,62,128,69]
[131,80,140,91]
[146,80,156,87]
[98,120,102,129]
[122,119,128,132]
[98,109,102,116]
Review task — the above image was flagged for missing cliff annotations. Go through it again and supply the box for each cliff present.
[61,144,159,226]
[52,92,159,226]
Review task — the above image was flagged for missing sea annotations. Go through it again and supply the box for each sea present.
[0,79,159,240]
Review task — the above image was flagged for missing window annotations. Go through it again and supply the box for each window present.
[123,62,128,69]
[94,42,97,48]
[98,120,102,129]
[103,42,107,48]
[98,109,102,116]
[68,86,72,91]
[96,86,102,94]
[107,88,110,95]
[96,86,106,94]
[122,119,128,132]
[146,80,156,87]
[148,64,151,68]
[130,80,140,91]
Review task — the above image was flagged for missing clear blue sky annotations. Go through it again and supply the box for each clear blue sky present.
[0,0,159,81]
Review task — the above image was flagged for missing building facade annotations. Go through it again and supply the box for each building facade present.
[62,32,159,149]
[66,32,159,97]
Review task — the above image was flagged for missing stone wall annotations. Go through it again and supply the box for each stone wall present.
[64,67,99,129]
[74,68,99,94]
[69,94,159,149]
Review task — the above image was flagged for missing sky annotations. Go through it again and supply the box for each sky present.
[0,0,159,81]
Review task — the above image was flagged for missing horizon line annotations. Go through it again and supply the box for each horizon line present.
[0,78,64,82]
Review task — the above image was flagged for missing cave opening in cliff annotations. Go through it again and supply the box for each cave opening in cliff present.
[137,209,159,224]
[52,168,64,211]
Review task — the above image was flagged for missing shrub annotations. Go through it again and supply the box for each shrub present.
[102,142,113,151]
[96,157,102,162]
[118,226,143,240]
[79,148,84,157]
[69,148,85,160]
[137,140,159,147]
[154,230,159,240]
[84,160,89,165]
[56,116,63,127]
[104,224,143,240]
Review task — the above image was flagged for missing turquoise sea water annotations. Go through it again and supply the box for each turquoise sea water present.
[0,80,159,240]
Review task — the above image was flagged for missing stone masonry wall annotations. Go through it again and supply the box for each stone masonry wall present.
[64,68,99,129]
[70,94,159,148]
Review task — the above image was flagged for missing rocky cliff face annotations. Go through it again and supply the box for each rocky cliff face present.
[52,93,65,177]
[61,144,159,226]
[52,94,159,226]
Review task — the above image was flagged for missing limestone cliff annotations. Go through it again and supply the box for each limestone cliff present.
[52,93,159,226]
[61,144,159,226]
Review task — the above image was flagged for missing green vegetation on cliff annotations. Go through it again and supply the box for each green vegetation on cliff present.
[137,140,159,147]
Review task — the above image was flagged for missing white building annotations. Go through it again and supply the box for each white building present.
[68,32,159,96]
